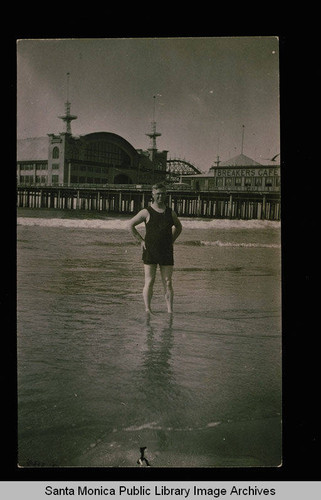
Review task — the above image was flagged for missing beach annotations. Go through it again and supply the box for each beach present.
[17,208,282,467]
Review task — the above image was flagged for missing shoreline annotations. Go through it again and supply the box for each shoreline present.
[70,416,282,468]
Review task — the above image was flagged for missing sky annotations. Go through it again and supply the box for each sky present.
[17,37,280,172]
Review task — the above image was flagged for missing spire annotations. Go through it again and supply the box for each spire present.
[58,73,77,134]
[146,95,161,158]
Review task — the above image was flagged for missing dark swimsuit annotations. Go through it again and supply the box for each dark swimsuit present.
[142,206,174,266]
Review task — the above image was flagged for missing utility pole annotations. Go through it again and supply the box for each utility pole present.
[241,124,245,155]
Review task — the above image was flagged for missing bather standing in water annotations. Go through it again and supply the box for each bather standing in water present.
[128,183,182,314]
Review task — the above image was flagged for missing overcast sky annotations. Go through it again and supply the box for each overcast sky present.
[17,37,280,172]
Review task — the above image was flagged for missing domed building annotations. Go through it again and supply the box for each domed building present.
[17,98,168,187]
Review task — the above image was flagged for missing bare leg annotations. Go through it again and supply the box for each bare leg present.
[160,265,174,313]
[143,264,157,313]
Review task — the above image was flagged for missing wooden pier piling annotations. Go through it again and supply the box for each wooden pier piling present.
[17,185,281,220]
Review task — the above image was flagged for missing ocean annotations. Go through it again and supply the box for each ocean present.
[17,208,282,468]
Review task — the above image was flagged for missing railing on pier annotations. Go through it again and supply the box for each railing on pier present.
[16,185,281,220]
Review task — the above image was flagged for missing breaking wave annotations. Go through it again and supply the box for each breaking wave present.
[199,240,280,248]
[122,421,221,432]
[181,239,280,248]
[17,216,280,231]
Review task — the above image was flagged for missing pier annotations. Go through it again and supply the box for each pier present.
[17,185,280,220]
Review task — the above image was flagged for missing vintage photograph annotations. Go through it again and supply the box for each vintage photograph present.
[17,37,281,467]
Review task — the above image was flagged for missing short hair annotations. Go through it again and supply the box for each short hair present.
[152,182,167,191]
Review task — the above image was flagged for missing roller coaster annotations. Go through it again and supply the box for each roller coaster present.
[166,158,202,180]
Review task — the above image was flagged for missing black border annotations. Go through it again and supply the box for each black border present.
[4,32,319,483]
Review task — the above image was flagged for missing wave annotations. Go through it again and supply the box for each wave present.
[118,414,280,434]
[17,216,280,231]
[175,266,244,273]
[123,421,221,432]
[180,240,280,248]
[199,240,280,248]
[17,217,129,230]
[181,219,280,230]
[17,218,280,249]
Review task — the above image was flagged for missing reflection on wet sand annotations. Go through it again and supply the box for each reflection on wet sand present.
[132,314,181,465]
[139,313,176,405]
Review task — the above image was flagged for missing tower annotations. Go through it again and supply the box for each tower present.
[58,73,77,135]
[145,95,161,162]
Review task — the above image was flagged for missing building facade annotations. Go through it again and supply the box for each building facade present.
[17,131,168,187]
[181,154,280,194]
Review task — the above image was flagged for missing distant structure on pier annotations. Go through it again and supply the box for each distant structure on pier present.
[179,124,280,195]
[166,158,202,182]
[180,153,280,194]
[58,73,78,135]
[16,78,280,198]
[17,80,168,187]
[145,95,163,163]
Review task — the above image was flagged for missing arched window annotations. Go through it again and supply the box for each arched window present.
[52,147,60,159]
